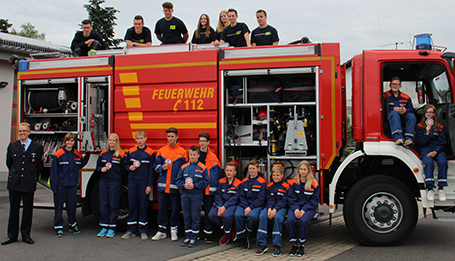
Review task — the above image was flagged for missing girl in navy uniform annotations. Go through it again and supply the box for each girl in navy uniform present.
[50,133,90,237]
[416,104,448,201]
[96,133,126,238]
[285,160,319,257]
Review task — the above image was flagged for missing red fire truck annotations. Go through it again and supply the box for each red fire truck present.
[12,39,455,245]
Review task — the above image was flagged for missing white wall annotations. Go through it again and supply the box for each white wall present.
[0,61,14,181]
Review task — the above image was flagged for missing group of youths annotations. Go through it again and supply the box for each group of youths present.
[384,76,448,201]
[70,2,279,56]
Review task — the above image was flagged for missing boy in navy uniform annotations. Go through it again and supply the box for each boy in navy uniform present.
[255,165,289,256]
[51,133,90,237]
[220,8,250,47]
[234,159,266,249]
[251,9,279,46]
[208,162,241,245]
[154,2,189,44]
[198,132,222,243]
[121,130,155,240]
[176,146,209,248]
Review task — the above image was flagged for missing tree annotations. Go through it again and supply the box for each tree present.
[0,18,13,33]
[11,22,45,40]
[84,0,121,48]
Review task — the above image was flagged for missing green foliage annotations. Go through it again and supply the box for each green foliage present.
[11,22,45,40]
[342,115,355,159]
[84,0,121,48]
[0,18,13,33]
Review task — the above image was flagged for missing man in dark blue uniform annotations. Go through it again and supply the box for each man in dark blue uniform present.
[154,2,189,44]
[2,123,43,245]
[251,10,279,46]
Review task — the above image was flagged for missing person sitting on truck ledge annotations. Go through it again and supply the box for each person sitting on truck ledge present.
[251,9,279,46]
[383,76,416,148]
[51,133,90,237]
[121,130,155,240]
[154,2,189,44]
[233,159,266,249]
[124,15,152,47]
[415,104,448,202]
[220,8,251,47]
[176,146,209,248]
[70,19,106,56]
[152,127,188,241]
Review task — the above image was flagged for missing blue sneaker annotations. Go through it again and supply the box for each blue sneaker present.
[68,225,80,234]
[55,230,63,238]
[188,239,197,248]
[97,228,108,237]
[106,229,115,238]
[181,238,190,247]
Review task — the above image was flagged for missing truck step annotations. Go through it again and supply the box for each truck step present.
[431,209,455,222]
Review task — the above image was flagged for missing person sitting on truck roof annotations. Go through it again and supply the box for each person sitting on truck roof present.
[220,8,251,47]
[415,104,448,202]
[191,14,216,45]
[251,9,279,46]
[124,15,152,47]
[383,76,416,148]
[154,2,189,44]
[70,19,106,57]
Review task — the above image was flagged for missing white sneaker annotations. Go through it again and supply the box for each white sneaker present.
[439,190,447,202]
[141,233,148,240]
[427,189,435,201]
[151,231,167,241]
[171,227,178,241]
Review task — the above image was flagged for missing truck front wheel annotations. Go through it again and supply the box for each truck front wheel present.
[343,175,418,245]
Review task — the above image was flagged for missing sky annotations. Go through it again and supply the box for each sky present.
[1,0,454,62]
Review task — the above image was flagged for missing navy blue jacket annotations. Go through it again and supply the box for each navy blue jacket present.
[125,145,155,186]
[265,180,289,211]
[287,178,320,212]
[214,177,241,209]
[176,161,209,196]
[238,175,267,209]
[97,149,126,182]
[50,147,90,191]
[416,122,447,153]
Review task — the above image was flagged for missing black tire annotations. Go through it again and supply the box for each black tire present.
[343,175,418,246]
[90,180,129,228]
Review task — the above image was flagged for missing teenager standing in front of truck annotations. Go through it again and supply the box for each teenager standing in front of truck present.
[51,133,90,237]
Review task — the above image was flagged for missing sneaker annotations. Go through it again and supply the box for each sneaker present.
[106,229,115,238]
[205,234,214,244]
[404,140,414,149]
[151,231,167,241]
[55,230,63,238]
[219,235,230,246]
[97,228,108,237]
[171,227,178,241]
[439,190,447,202]
[245,235,251,250]
[297,246,305,257]
[181,238,190,247]
[272,246,281,257]
[68,225,80,234]
[427,189,435,201]
[255,245,268,256]
[141,233,148,240]
[289,245,298,256]
[188,239,197,248]
[395,139,404,146]
[121,231,136,239]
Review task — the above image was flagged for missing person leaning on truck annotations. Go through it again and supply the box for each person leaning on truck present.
[251,9,279,46]
[124,15,152,47]
[383,76,416,148]
[220,8,251,47]
[2,123,43,245]
[154,2,189,44]
[70,19,106,56]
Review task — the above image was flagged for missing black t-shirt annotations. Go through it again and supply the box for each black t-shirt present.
[124,26,152,44]
[154,16,188,44]
[70,31,106,56]
[220,22,250,47]
[199,151,207,165]
[251,25,279,46]
[191,27,216,44]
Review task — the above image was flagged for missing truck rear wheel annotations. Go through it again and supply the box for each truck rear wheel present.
[343,175,417,246]
[90,179,129,227]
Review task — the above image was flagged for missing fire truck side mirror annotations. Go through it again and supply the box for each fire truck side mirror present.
[7,54,25,71]
[0,81,8,88]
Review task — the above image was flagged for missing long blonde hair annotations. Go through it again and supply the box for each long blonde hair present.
[297,160,316,190]
[107,133,121,157]
[216,10,229,33]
